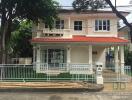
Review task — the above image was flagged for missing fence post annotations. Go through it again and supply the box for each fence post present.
[23,65,25,82]
[0,65,5,81]
[0,65,2,81]
[96,62,103,85]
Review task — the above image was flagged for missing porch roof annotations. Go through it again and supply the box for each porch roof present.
[31,35,129,44]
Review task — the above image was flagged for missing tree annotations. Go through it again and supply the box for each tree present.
[104,0,132,41]
[124,47,132,68]
[72,0,107,11]
[9,21,33,58]
[72,0,132,41]
[0,0,58,64]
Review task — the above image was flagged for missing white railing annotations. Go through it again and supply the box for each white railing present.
[69,64,93,75]
[40,63,48,71]
[0,64,32,67]
[43,28,70,34]
[36,63,68,73]
[36,63,93,75]
[35,28,71,38]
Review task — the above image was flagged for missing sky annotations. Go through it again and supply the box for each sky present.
[56,0,131,6]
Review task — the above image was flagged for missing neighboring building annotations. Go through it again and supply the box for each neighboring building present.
[118,23,132,51]
[31,9,128,76]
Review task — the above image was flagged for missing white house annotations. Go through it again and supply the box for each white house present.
[31,9,128,76]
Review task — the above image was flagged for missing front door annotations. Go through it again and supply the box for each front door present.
[41,49,66,68]
[48,49,66,68]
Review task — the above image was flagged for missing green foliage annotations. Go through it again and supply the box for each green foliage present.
[72,0,107,12]
[125,46,132,67]
[0,0,58,28]
[0,0,58,63]
[9,21,32,57]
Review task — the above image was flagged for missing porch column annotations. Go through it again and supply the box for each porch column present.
[36,45,41,72]
[67,47,71,71]
[33,46,36,63]
[68,17,71,29]
[88,45,92,66]
[114,46,119,73]
[120,46,125,74]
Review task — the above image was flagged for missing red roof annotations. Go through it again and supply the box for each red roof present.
[31,35,129,44]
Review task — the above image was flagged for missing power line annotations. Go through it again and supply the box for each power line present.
[58,5,132,8]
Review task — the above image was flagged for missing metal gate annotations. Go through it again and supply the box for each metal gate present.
[103,66,131,83]
[103,66,131,90]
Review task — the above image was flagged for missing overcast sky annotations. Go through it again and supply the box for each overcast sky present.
[56,0,131,6]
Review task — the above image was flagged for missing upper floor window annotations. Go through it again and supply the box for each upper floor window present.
[95,20,110,31]
[74,21,82,31]
[55,20,64,29]
[45,22,48,28]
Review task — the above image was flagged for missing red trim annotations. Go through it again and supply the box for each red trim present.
[31,35,129,43]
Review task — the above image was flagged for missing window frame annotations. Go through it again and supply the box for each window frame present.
[40,49,67,66]
[55,20,64,29]
[95,19,110,32]
[74,21,82,31]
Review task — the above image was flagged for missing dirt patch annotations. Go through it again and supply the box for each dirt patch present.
[0,82,103,92]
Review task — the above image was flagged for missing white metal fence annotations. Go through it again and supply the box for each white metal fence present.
[0,64,131,83]
[103,66,131,82]
[0,64,96,83]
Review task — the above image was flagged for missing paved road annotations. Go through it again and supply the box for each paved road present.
[0,92,132,100]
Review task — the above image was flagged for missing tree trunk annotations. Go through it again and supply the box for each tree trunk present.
[0,37,2,64]
[1,21,10,64]
[105,0,132,42]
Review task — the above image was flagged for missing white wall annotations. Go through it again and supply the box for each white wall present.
[70,46,89,63]
[92,46,106,68]
[87,18,117,37]
[33,13,118,38]
[70,46,106,68]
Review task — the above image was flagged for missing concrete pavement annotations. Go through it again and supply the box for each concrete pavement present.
[0,92,132,100]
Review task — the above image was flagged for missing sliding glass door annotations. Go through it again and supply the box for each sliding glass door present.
[41,49,66,68]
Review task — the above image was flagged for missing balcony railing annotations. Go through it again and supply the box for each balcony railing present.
[43,29,70,34]
[35,28,71,38]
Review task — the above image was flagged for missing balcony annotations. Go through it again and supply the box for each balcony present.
[33,28,71,38]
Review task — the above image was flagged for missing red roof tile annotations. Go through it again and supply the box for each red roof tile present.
[31,35,129,44]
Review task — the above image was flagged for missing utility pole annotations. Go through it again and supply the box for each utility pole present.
[115,0,117,8]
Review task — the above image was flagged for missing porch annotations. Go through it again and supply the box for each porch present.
[33,43,126,75]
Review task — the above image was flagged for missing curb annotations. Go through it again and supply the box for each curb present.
[0,87,104,92]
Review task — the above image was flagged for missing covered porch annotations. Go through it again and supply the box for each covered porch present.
[32,36,129,75]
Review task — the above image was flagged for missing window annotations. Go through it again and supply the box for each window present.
[55,20,64,29]
[45,22,48,28]
[74,21,82,31]
[95,20,110,31]
[43,33,63,37]
[41,49,66,67]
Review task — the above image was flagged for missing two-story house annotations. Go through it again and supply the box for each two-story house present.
[31,9,128,75]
